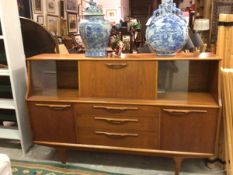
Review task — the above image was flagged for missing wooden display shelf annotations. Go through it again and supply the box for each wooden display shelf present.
[157,92,219,107]
[27,53,221,61]
[29,89,79,100]
[27,91,219,108]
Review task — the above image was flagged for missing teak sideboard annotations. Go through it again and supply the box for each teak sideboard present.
[26,53,222,175]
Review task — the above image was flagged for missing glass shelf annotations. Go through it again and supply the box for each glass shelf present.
[29,60,79,99]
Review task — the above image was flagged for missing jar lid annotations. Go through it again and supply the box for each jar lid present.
[84,0,104,16]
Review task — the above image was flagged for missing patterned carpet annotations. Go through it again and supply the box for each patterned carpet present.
[11,160,124,175]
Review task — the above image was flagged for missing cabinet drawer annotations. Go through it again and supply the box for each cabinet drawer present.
[79,61,157,99]
[75,103,160,117]
[28,102,77,143]
[77,128,159,149]
[76,114,159,132]
[160,107,219,153]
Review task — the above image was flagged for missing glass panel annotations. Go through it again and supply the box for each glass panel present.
[158,61,189,100]
[30,60,79,98]
[157,60,216,103]
[0,77,13,98]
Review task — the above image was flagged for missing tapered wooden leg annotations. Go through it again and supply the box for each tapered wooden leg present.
[57,148,67,164]
[173,157,184,175]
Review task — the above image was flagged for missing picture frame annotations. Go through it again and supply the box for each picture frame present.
[47,15,60,36]
[46,0,56,14]
[60,18,68,36]
[210,1,233,44]
[60,0,66,19]
[67,0,78,13]
[106,9,117,21]
[32,0,43,14]
[122,35,132,53]
[37,15,44,25]
[67,13,78,33]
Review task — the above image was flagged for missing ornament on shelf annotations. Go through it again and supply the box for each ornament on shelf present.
[146,0,188,56]
[79,0,111,57]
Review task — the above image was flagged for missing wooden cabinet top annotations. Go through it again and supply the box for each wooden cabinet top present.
[27,53,221,61]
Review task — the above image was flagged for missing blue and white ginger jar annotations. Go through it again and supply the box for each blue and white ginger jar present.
[79,0,111,57]
[146,0,188,56]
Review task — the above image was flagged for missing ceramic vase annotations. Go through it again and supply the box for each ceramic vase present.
[79,0,111,57]
[146,0,188,56]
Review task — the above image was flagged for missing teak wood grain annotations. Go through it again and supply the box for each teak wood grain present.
[27,52,221,61]
[160,107,219,153]
[77,128,159,149]
[76,114,159,132]
[26,53,222,175]
[75,103,160,117]
[79,60,157,99]
[28,102,76,143]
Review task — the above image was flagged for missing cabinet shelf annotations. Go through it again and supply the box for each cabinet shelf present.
[0,35,3,39]
[30,89,79,100]
[156,92,219,107]
[0,127,20,140]
[27,92,219,108]
[0,68,9,76]
[0,99,15,109]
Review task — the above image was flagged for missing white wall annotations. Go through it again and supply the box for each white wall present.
[96,0,129,24]
[121,0,129,20]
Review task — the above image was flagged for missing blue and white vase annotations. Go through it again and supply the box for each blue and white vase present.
[146,0,188,56]
[79,0,111,57]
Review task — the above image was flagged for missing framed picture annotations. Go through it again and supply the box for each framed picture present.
[210,1,233,44]
[46,0,56,14]
[37,15,44,25]
[60,0,66,19]
[67,13,78,33]
[47,15,60,36]
[32,0,43,14]
[60,18,68,36]
[122,35,132,53]
[67,0,78,12]
[106,9,117,20]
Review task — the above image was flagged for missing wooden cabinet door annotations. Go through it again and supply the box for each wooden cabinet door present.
[160,107,219,154]
[79,61,157,99]
[28,102,76,143]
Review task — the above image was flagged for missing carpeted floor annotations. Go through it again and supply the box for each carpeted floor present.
[11,160,123,175]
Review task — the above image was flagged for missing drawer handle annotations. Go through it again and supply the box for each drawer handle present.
[35,104,71,110]
[93,105,138,111]
[95,131,138,138]
[94,117,139,124]
[162,109,207,115]
[106,63,128,69]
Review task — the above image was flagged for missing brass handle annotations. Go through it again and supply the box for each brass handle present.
[106,63,128,69]
[94,117,138,124]
[95,131,138,138]
[162,109,207,115]
[93,105,139,111]
[35,104,71,110]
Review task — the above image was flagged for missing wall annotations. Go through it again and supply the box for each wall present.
[96,0,129,24]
